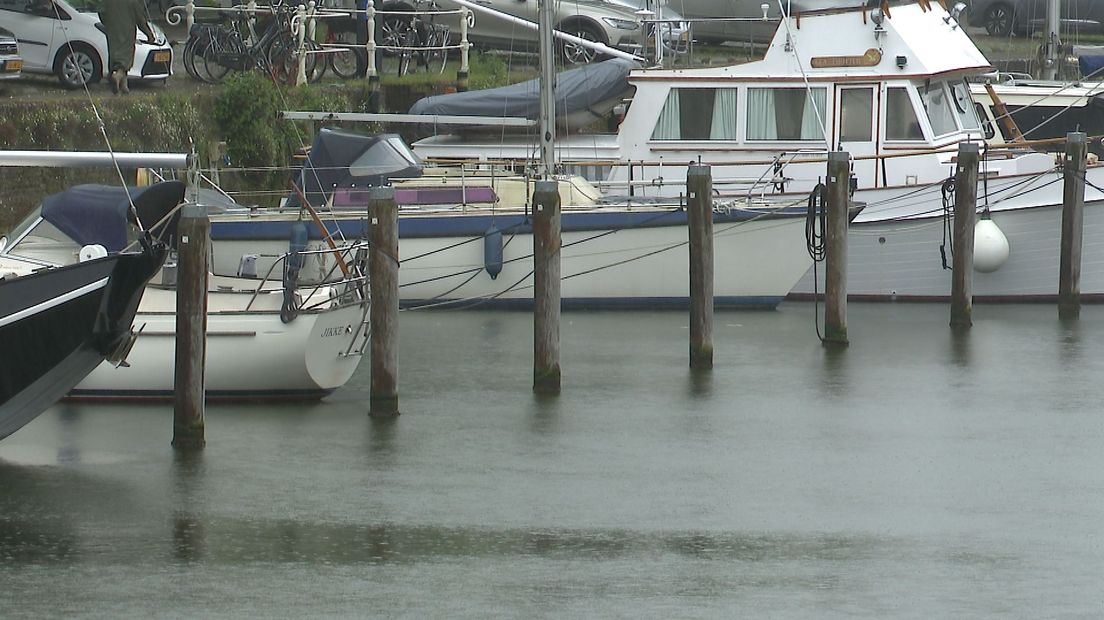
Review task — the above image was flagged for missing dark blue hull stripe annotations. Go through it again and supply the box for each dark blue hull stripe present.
[400,295,784,310]
[211,208,801,241]
[66,388,336,402]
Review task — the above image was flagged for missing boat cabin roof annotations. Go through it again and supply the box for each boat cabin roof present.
[633,2,990,85]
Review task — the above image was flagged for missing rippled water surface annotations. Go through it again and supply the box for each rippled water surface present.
[2,303,1104,618]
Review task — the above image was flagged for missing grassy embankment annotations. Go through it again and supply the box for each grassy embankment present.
[0,52,521,233]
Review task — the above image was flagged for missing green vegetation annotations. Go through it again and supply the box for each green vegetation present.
[0,53,527,231]
[0,92,218,232]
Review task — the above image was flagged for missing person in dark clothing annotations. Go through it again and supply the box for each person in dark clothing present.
[97,0,157,93]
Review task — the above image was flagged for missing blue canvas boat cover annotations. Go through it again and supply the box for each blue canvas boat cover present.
[41,181,186,252]
[1080,55,1104,79]
[407,57,639,134]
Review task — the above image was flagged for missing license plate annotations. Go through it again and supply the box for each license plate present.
[153,51,170,63]
[3,59,21,72]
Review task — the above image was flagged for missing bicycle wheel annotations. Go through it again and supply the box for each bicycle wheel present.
[377,13,410,76]
[268,38,325,84]
[202,38,236,84]
[427,25,449,74]
[328,30,360,79]
[182,35,202,81]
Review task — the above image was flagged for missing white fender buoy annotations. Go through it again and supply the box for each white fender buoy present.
[79,244,108,262]
[973,217,1009,273]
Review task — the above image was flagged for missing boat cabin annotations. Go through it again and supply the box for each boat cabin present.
[413,1,1058,200]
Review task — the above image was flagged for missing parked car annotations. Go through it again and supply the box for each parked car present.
[374,0,690,64]
[0,25,21,80]
[0,0,172,88]
[665,0,872,45]
[968,0,1104,36]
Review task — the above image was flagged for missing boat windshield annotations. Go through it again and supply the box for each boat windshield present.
[5,208,83,265]
[920,81,958,137]
[3,206,43,252]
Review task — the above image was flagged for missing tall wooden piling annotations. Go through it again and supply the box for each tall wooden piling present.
[369,187,399,416]
[950,142,980,328]
[687,165,713,369]
[1059,131,1087,319]
[823,151,850,346]
[532,180,561,394]
[173,205,208,449]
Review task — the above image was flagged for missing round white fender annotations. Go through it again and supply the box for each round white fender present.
[974,217,1009,273]
[79,244,108,262]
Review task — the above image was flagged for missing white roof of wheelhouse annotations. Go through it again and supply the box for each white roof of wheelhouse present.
[632,2,992,84]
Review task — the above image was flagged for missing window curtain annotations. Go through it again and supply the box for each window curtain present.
[800,89,827,141]
[747,88,777,140]
[652,90,681,140]
[709,89,737,140]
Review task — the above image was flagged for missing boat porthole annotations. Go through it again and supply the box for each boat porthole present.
[878,237,886,244]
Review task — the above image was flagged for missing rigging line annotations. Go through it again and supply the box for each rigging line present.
[404,205,732,299]
[982,174,1063,208]
[857,176,951,206]
[774,0,829,151]
[869,173,1062,223]
[51,1,145,230]
[401,217,532,263]
[865,168,1064,221]
[404,267,536,311]
[399,225,524,288]
[1012,63,1104,141]
[1074,169,1104,194]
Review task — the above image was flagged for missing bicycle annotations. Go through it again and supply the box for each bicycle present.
[384,0,450,77]
[183,2,326,84]
[318,16,360,79]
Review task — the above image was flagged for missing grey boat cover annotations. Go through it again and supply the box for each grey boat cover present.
[287,128,424,209]
[408,57,639,134]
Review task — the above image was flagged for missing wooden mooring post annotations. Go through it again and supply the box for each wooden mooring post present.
[533,180,561,394]
[950,142,980,328]
[369,187,399,417]
[1059,131,1087,319]
[687,164,713,369]
[173,205,208,449]
[823,151,849,347]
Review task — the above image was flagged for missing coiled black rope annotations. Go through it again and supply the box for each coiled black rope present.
[805,182,827,342]
[806,182,827,262]
[940,176,955,270]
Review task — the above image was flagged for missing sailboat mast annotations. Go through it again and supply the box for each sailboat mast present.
[538,0,556,178]
[1044,0,1060,80]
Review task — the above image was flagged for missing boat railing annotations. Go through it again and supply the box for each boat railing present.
[246,241,370,314]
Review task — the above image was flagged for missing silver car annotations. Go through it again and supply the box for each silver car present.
[967,0,1104,36]
[668,0,872,45]
[378,0,689,64]
[0,26,20,80]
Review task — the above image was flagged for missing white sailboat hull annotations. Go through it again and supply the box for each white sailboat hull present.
[71,283,368,400]
[209,208,813,309]
[402,215,811,308]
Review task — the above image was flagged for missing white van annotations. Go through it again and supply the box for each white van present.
[0,0,172,88]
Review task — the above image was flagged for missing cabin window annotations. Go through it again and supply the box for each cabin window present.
[652,88,738,140]
[885,87,923,141]
[920,82,957,137]
[950,81,981,130]
[975,102,996,140]
[839,88,874,142]
[746,87,826,141]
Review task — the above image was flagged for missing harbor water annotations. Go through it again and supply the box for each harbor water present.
[3,302,1104,618]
